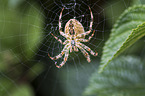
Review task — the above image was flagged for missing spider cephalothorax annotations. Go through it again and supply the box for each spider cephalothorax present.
[48,7,98,68]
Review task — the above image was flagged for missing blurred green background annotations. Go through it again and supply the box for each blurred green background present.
[0,0,145,96]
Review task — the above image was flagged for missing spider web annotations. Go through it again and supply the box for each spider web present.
[33,1,105,95]
[0,0,136,96]
[43,0,104,67]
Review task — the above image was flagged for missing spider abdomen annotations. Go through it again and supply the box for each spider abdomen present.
[65,19,85,39]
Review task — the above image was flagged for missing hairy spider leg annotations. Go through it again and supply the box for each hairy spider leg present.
[70,45,78,52]
[78,6,93,37]
[79,42,98,56]
[69,45,78,52]
[50,33,63,44]
[63,40,69,45]
[70,46,73,52]
[55,50,70,68]
[74,46,79,52]
[76,30,95,42]
[50,33,69,45]
[88,6,93,33]
[76,44,91,62]
[48,44,70,60]
[59,7,69,38]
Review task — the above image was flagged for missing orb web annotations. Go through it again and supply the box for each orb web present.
[34,0,105,95]
[0,0,133,96]
[39,0,105,68]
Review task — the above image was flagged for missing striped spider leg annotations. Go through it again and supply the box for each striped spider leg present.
[48,44,70,60]
[49,7,70,44]
[48,44,70,68]
[77,6,93,37]
[50,32,69,45]
[76,44,91,62]
[56,50,70,68]
[78,42,98,56]
[76,30,95,42]
[59,7,69,38]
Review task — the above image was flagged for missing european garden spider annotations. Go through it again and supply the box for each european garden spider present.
[48,6,98,68]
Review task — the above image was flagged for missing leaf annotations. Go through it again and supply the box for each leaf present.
[0,78,14,96]
[84,56,145,96]
[23,4,43,58]
[0,77,34,96]
[132,0,145,5]
[99,5,145,72]
[8,0,24,8]
[0,2,43,71]
[11,84,34,96]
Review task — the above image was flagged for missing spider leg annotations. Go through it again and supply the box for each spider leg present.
[55,50,69,68]
[79,42,98,56]
[48,44,69,60]
[76,44,91,62]
[63,40,69,45]
[50,33,69,45]
[77,6,93,37]
[59,7,69,38]
[70,46,78,52]
[73,46,79,52]
[70,46,72,53]
[87,6,93,34]
[48,51,65,60]
[50,33,63,44]
[76,30,95,42]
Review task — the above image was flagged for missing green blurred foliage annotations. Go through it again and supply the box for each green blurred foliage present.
[0,0,44,95]
[11,84,34,96]
[0,0,43,57]
[0,77,34,96]
[0,0,43,71]
[132,0,145,5]
[85,56,145,96]
[8,0,25,8]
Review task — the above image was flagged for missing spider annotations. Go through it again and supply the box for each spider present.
[48,6,98,68]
